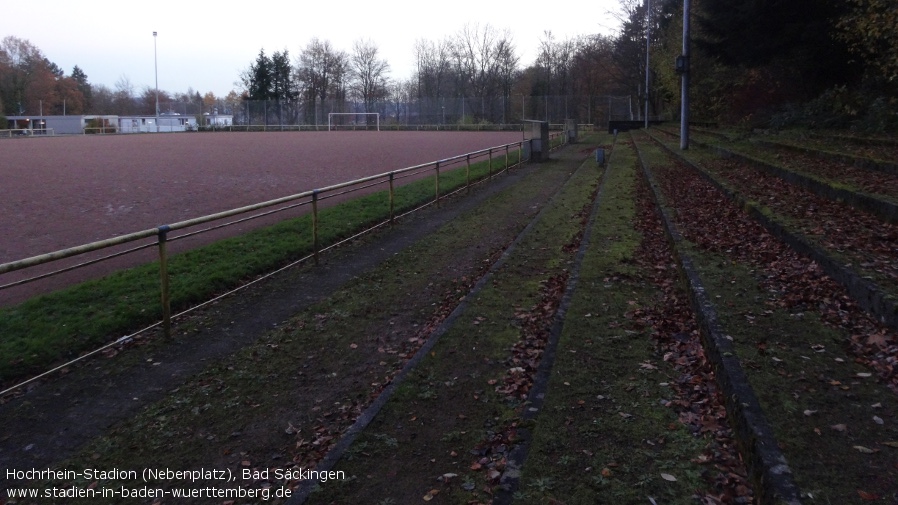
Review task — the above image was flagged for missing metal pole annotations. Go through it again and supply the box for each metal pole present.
[153,31,159,132]
[157,226,171,338]
[680,0,691,150]
[645,0,651,129]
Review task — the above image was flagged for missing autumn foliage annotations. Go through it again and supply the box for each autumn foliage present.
[0,36,89,116]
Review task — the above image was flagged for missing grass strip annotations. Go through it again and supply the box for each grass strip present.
[0,150,521,385]
[515,137,735,503]
[636,136,898,502]
[647,131,898,329]
[303,145,606,504]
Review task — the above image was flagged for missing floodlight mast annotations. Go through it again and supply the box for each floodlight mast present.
[680,0,691,150]
[153,31,159,132]
[645,0,651,129]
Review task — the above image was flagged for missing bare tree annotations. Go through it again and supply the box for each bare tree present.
[386,79,413,123]
[112,74,137,115]
[348,39,390,117]
[414,38,452,101]
[296,38,347,124]
[537,31,578,96]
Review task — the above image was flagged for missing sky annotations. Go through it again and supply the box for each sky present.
[1,0,624,98]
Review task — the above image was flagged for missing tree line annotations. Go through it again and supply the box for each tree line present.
[629,0,898,129]
[0,35,240,121]
[236,23,635,125]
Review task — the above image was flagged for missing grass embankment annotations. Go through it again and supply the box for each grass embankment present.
[636,138,898,503]
[33,138,600,503]
[515,138,727,503]
[649,131,898,309]
[305,144,606,504]
[0,150,520,386]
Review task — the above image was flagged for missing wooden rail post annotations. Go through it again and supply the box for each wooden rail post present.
[389,172,395,226]
[435,162,441,207]
[312,191,320,265]
[466,155,471,194]
[488,149,493,179]
[157,226,172,338]
[505,145,510,174]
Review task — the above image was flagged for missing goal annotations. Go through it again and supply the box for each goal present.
[327,112,380,131]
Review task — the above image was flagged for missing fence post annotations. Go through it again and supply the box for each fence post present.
[157,226,172,338]
[435,162,441,207]
[312,190,320,265]
[488,149,493,180]
[466,155,471,194]
[505,145,510,174]
[389,172,395,226]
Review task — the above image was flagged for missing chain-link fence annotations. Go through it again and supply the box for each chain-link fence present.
[161,95,635,128]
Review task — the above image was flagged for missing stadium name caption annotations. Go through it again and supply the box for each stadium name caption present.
[7,467,235,483]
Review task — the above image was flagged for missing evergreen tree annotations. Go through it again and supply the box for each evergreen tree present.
[247,49,272,101]
[71,65,91,111]
[695,0,855,91]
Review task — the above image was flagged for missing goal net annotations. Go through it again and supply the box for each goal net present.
[328,112,380,131]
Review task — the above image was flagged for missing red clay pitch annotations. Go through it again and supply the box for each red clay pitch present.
[2,131,523,260]
[0,131,523,303]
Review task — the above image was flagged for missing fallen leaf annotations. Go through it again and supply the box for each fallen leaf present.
[857,372,872,378]
[873,416,884,425]
[660,473,677,482]
[803,410,817,416]
[882,441,898,448]
[349,343,358,349]
[857,490,879,501]
[601,468,612,477]
[867,333,889,349]
[853,445,876,454]
[831,424,847,432]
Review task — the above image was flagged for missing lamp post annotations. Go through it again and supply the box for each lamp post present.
[153,31,159,132]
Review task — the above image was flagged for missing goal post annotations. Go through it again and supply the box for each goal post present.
[327,112,380,131]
